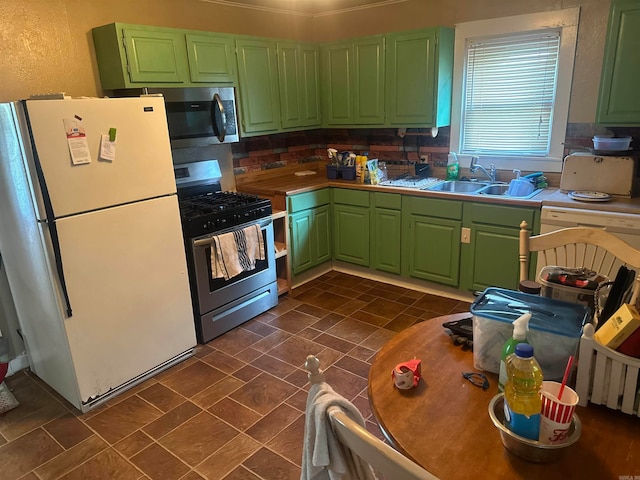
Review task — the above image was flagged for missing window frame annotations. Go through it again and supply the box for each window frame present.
[450,8,580,173]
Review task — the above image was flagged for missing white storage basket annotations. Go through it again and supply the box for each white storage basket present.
[575,323,640,416]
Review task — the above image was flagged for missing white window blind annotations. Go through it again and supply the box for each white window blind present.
[461,30,560,156]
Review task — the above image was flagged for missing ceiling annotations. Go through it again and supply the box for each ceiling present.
[201,0,408,16]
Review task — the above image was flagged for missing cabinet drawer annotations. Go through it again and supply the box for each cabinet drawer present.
[464,203,536,228]
[373,192,401,210]
[333,188,369,207]
[288,188,331,213]
[403,195,462,220]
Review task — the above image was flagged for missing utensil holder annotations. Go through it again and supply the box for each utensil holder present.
[339,166,356,181]
[326,164,339,179]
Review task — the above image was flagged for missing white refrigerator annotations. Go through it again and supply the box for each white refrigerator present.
[0,96,196,412]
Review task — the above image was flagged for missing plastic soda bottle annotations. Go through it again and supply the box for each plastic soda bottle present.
[503,343,543,440]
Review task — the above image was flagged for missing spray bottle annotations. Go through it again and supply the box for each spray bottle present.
[498,312,531,392]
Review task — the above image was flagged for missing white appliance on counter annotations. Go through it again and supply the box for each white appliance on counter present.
[560,153,636,196]
[0,96,196,412]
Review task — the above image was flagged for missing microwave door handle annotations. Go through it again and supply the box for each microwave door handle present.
[211,93,226,142]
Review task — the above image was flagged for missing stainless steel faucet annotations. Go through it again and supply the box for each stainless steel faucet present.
[470,156,497,182]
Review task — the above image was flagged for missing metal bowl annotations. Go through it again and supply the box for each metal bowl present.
[488,394,581,463]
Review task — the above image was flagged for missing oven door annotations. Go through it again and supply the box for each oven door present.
[191,218,277,316]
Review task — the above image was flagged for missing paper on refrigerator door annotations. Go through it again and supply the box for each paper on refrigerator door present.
[63,117,92,165]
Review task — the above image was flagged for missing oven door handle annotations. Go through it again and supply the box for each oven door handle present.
[192,217,272,248]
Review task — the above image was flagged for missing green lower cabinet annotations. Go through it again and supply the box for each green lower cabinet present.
[459,203,539,292]
[401,196,463,287]
[371,193,402,274]
[333,204,370,266]
[333,189,370,266]
[289,203,331,276]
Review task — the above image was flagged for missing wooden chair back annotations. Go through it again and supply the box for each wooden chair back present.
[519,221,640,307]
[304,355,439,480]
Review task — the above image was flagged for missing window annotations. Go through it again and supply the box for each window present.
[450,8,579,173]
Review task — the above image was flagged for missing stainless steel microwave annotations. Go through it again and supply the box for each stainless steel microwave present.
[111,87,239,147]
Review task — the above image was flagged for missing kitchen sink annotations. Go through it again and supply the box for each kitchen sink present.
[424,181,488,193]
[477,183,543,199]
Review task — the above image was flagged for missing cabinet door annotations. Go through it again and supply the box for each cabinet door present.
[386,27,454,127]
[122,27,188,84]
[186,33,236,84]
[289,209,314,276]
[372,207,401,274]
[353,37,385,124]
[334,204,370,266]
[322,38,385,126]
[322,42,354,125]
[300,44,322,127]
[459,203,538,292]
[236,38,281,134]
[404,214,461,286]
[596,0,640,125]
[313,205,332,266]
[386,30,436,125]
[289,205,331,276]
[278,42,322,129]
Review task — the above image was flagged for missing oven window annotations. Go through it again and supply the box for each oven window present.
[206,228,270,290]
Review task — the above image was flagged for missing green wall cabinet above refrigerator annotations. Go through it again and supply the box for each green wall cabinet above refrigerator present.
[596,0,640,125]
[92,23,237,90]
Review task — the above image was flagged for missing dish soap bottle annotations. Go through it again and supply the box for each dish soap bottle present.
[446,152,459,180]
[504,343,543,440]
[498,312,531,392]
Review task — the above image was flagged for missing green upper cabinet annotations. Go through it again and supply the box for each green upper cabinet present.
[386,27,454,127]
[321,36,385,126]
[92,23,238,90]
[93,24,189,89]
[596,0,640,125]
[459,203,539,292]
[186,33,236,84]
[277,41,321,129]
[236,37,281,135]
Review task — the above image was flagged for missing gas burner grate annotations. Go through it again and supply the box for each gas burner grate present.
[178,191,272,237]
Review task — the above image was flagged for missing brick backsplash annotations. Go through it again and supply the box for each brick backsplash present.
[232,124,640,176]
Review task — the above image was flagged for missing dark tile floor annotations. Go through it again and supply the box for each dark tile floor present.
[0,272,471,480]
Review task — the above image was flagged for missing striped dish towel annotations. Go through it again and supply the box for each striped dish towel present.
[211,224,265,280]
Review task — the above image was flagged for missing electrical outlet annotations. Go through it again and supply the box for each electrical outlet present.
[420,155,429,163]
[461,227,471,244]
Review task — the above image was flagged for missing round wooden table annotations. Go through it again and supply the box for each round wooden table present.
[368,313,640,480]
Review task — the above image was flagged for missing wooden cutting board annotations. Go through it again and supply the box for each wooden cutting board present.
[560,154,635,196]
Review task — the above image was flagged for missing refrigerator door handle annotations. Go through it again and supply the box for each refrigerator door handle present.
[21,101,73,317]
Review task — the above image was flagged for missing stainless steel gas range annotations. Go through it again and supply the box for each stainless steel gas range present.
[174,160,278,343]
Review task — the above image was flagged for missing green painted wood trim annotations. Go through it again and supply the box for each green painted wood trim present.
[403,195,462,220]
[333,188,370,207]
[373,192,402,210]
[288,188,331,213]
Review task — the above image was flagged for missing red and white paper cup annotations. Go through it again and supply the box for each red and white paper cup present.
[539,381,579,444]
